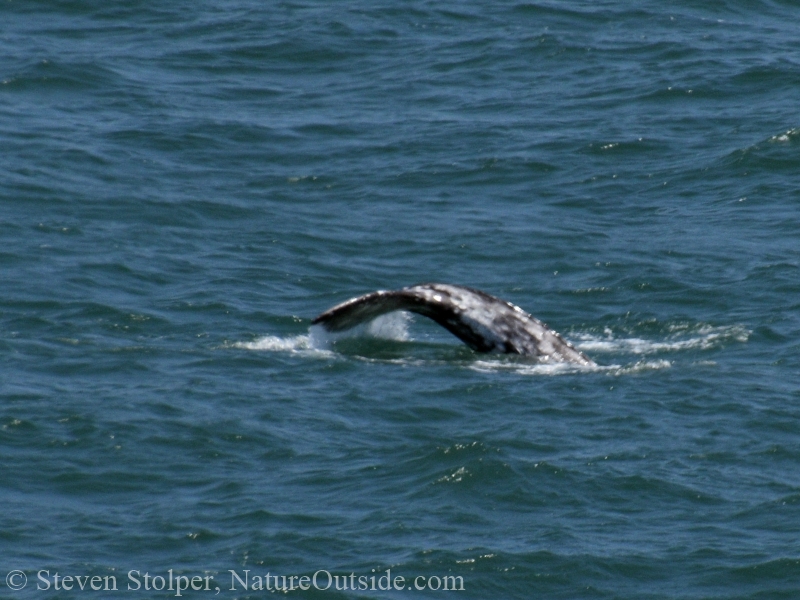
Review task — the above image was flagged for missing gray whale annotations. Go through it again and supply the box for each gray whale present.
[312,283,595,366]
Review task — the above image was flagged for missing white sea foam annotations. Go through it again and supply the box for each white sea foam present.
[469,359,592,376]
[468,358,672,376]
[573,324,750,355]
[233,334,325,355]
[235,319,747,375]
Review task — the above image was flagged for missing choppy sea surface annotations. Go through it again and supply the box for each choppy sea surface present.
[2,1,800,598]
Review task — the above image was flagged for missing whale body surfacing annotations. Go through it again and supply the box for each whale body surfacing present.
[312,283,595,366]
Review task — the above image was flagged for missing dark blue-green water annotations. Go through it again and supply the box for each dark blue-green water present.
[2,2,800,598]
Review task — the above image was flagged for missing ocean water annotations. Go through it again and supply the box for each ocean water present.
[2,1,800,598]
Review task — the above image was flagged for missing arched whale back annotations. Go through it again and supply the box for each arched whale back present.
[312,283,595,366]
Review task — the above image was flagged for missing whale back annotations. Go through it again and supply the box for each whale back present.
[312,283,595,366]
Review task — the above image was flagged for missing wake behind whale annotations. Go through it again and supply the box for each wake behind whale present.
[312,283,595,366]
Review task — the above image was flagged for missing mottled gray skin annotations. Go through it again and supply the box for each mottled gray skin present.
[312,283,595,366]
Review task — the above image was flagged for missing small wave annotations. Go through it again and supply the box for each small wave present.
[725,127,800,170]
[769,128,800,143]
[574,324,749,356]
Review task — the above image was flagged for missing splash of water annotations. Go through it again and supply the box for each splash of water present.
[235,312,412,355]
